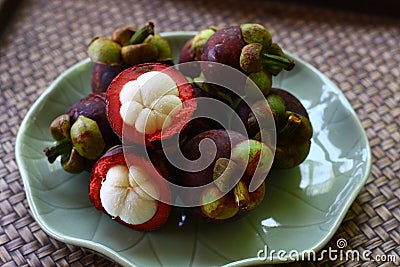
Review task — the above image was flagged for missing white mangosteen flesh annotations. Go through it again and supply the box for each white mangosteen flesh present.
[119,71,182,134]
[99,164,160,225]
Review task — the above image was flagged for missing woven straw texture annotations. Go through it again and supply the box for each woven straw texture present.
[1,0,399,266]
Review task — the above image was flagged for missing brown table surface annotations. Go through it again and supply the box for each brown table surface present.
[1,0,399,266]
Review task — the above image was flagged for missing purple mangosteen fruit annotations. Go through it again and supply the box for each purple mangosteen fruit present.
[177,129,274,222]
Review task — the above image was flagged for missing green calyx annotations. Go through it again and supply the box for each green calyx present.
[144,33,173,61]
[246,70,272,97]
[112,26,136,46]
[88,37,122,65]
[261,43,295,75]
[119,22,157,66]
[127,21,154,46]
[61,148,86,174]
[240,42,295,76]
[233,180,251,209]
[238,23,294,80]
[240,43,263,73]
[201,186,239,220]
[70,115,105,160]
[240,23,272,47]
[231,139,274,178]
[266,93,286,127]
[88,22,161,66]
[121,43,158,66]
[205,139,272,219]
[190,27,217,60]
[213,158,240,193]
[50,114,71,141]
[44,114,106,173]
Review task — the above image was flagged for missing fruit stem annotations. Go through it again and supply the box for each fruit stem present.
[43,138,72,163]
[279,113,301,139]
[233,180,250,210]
[260,52,295,72]
[127,21,155,45]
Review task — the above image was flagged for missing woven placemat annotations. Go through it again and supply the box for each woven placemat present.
[1,0,399,266]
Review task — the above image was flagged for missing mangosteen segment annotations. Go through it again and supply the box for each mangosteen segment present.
[99,164,160,225]
[118,71,183,135]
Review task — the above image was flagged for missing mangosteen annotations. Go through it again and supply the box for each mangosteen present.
[89,22,174,93]
[44,93,120,173]
[89,146,172,231]
[106,62,197,150]
[200,24,294,99]
[177,129,273,222]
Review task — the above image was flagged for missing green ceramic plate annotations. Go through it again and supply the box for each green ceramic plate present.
[16,32,371,266]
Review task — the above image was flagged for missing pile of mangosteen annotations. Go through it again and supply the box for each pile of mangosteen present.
[43,22,312,231]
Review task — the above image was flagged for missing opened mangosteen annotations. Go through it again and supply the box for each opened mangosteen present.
[177,129,273,222]
[106,62,197,150]
[89,146,171,231]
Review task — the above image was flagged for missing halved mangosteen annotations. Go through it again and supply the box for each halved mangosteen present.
[89,146,172,231]
[106,63,197,149]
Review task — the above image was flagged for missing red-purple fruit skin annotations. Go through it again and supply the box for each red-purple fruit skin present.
[181,86,224,143]
[201,26,245,70]
[178,129,247,188]
[235,87,310,139]
[178,129,268,223]
[178,37,202,78]
[269,88,309,119]
[235,100,258,138]
[91,63,127,93]
[179,37,195,64]
[200,26,248,97]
